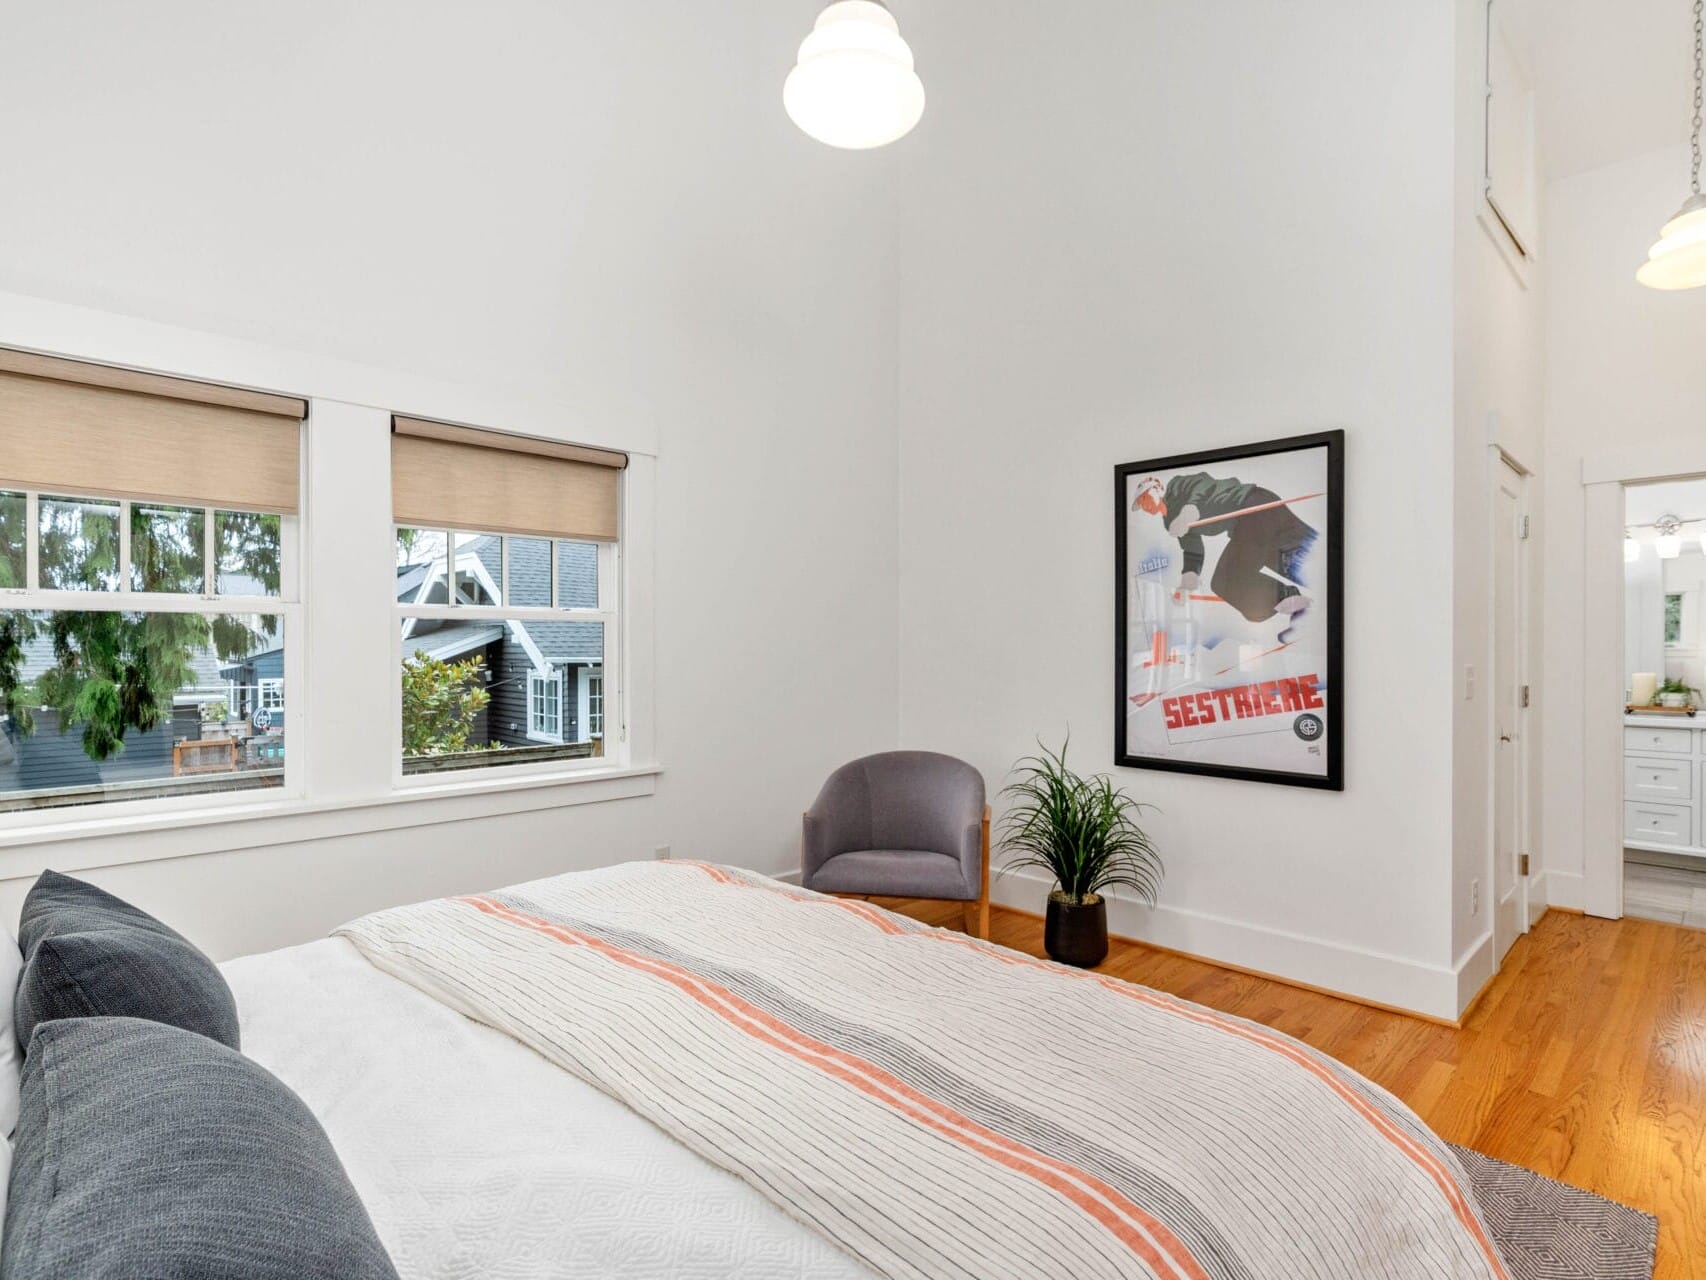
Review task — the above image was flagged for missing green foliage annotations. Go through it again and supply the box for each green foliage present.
[1658,676,1700,705]
[400,651,494,756]
[201,699,230,724]
[216,511,281,594]
[0,499,278,761]
[997,735,1163,906]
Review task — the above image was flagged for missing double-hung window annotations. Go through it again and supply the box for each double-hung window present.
[0,350,304,813]
[525,669,563,742]
[391,417,623,777]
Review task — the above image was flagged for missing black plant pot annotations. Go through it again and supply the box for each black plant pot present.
[1044,891,1108,968]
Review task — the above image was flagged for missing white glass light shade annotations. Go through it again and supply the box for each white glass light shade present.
[1637,196,1706,291]
[784,1,925,150]
[1658,531,1683,559]
[1626,535,1643,563]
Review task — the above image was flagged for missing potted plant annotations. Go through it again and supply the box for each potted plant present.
[1658,677,1700,709]
[998,737,1162,968]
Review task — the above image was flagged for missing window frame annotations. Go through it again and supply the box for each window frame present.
[392,524,622,787]
[257,677,286,712]
[584,667,604,742]
[525,666,565,744]
[0,479,303,821]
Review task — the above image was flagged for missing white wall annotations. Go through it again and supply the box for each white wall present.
[893,1,1467,1016]
[0,0,901,955]
[1541,143,1706,910]
[1448,0,1548,997]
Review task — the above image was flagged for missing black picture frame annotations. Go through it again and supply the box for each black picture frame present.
[1114,430,1344,791]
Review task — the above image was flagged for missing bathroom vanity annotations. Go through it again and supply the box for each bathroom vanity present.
[1624,712,1706,857]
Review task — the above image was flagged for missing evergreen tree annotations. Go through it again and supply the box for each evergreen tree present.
[0,500,280,761]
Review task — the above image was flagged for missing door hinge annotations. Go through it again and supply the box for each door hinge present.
[1518,854,1531,877]
[1520,685,1531,708]
[1520,514,1531,540]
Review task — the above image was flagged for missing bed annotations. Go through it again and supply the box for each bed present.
[224,932,872,1280]
[202,858,1655,1280]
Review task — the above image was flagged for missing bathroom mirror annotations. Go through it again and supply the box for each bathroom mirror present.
[1624,478,1706,707]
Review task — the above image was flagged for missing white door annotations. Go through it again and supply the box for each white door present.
[1492,458,1529,963]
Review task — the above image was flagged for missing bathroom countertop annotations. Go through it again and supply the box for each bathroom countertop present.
[1624,711,1702,729]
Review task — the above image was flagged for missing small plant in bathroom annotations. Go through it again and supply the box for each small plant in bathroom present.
[1657,677,1700,709]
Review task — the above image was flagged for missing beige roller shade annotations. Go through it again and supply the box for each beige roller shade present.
[0,349,306,513]
[391,417,625,542]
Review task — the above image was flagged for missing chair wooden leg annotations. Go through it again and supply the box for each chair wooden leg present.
[964,805,991,940]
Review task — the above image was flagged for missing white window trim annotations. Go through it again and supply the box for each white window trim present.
[0,478,303,822]
[525,666,565,744]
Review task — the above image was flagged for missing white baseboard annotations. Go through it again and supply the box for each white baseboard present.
[775,863,1474,1020]
[1453,931,1496,1014]
[989,869,1462,1021]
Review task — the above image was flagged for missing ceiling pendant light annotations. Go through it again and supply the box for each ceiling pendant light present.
[784,1,925,150]
[1638,0,1706,289]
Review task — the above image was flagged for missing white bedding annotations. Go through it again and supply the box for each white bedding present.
[223,938,873,1280]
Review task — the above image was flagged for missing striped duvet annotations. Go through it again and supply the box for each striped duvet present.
[338,862,1508,1280]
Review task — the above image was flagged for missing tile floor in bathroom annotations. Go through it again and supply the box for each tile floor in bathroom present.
[1624,857,1706,928]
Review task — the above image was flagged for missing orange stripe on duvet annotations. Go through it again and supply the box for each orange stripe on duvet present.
[458,894,1208,1280]
[915,928,1509,1280]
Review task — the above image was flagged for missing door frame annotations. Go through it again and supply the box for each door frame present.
[1489,450,1532,962]
[1582,446,1706,918]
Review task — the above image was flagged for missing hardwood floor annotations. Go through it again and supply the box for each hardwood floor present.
[875,897,1706,1280]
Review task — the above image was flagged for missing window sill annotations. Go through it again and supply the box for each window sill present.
[0,763,661,880]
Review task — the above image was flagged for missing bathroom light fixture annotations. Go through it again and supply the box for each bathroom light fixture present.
[1638,0,1706,289]
[784,0,925,150]
[1657,515,1685,559]
[1627,531,1643,563]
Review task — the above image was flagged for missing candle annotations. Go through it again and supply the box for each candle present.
[1632,672,1659,706]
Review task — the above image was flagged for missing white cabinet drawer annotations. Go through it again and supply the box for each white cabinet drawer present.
[1626,755,1694,801]
[1624,725,1696,755]
[1625,801,1694,846]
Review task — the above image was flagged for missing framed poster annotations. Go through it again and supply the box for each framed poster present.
[1115,430,1343,790]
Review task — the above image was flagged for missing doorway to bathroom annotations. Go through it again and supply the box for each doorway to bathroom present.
[1621,477,1706,927]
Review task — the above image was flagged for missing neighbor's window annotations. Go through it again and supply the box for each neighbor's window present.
[585,669,604,740]
[526,668,563,742]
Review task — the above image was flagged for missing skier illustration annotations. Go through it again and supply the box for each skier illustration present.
[1133,472,1319,644]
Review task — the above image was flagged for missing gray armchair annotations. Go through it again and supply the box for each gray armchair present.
[802,751,991,939]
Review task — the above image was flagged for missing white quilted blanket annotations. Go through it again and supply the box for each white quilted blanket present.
[223,937,874,1280]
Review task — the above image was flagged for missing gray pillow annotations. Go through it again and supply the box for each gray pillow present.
[14,870,239,1049]
[3,1017,400,1280]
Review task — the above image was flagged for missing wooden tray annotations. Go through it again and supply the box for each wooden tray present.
[1626,704,1699,716]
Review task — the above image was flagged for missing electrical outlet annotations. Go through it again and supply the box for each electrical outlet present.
[1469,878,1481,916]
[1463,664,1476,701]
[653,844,671,861]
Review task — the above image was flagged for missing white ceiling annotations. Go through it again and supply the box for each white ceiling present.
[1499,0,1699,181]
